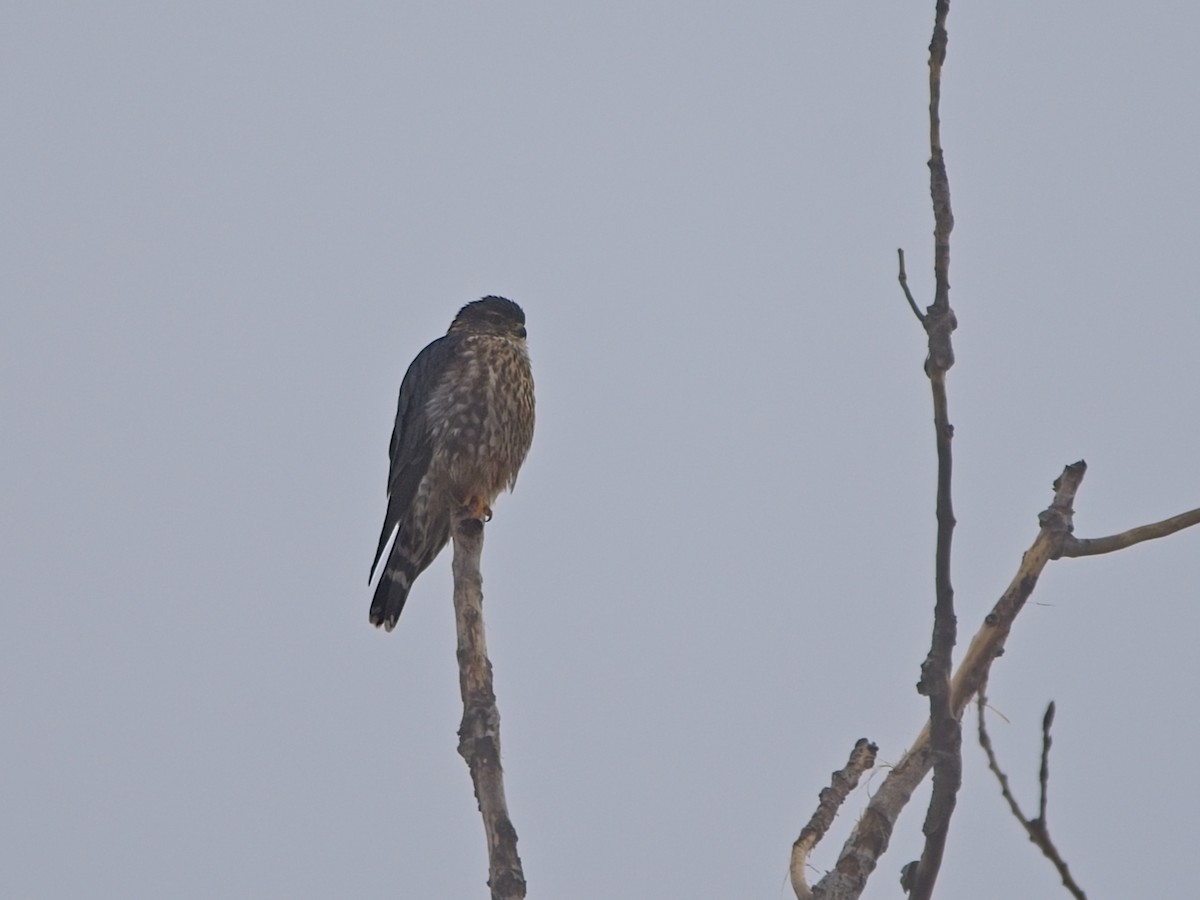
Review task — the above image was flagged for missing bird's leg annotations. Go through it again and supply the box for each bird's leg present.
[461,495,493,523]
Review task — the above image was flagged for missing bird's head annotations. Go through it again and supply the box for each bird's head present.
[448,296,527,339]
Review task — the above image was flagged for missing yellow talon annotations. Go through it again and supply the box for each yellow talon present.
[462,495,493,522]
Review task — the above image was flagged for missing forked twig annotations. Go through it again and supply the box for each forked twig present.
[977,692,1087,899]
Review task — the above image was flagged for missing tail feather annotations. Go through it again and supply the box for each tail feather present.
[368,520,451,632]
[369,565,413,632]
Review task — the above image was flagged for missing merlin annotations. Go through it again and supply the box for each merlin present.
[369,296,535,631]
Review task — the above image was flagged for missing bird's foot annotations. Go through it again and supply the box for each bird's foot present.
[461,495,493,523]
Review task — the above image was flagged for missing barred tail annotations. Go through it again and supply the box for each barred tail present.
[369,562,414,632]
[368,521,450,632]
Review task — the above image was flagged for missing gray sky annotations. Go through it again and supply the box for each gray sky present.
[4,3,1199,898]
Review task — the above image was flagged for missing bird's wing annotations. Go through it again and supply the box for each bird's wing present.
[369,332,460,582]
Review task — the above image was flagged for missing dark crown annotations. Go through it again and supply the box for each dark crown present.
[450,296,526,334]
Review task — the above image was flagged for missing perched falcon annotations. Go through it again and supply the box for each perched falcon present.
[369,296,535,631]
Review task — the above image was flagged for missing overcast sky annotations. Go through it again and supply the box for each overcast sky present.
[4,3,1199,898]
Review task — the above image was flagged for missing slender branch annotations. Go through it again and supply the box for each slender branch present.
[1058,507,1200,558]
[907,369,960,900]
[1037,702,1053,826]
[977,694,1087,899]
[974,688,1024,823]
[897,249,925,323]
[906,2,960,897]
[927,0,954,323]
[451,512,526,900]
[791,739,879,900]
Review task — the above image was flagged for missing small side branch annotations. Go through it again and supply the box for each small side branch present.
[897,249,925,323]
[977,694,1087,900]
[1058,507,1200,558]
[1037,702,1052,826]
[790,739,878,900]
[452,512,526,900]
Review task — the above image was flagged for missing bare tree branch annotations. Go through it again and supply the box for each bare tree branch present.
[791,739,879,900]
[1058,507,1200,558]
[810,462,1199,898]
[796,1,1200,894]
[811,462,1085,900]
[906,2,960,897]
[452,511,526,900]
[908,366,959,900]
[977,693,1087,900]
[926,2,954,321]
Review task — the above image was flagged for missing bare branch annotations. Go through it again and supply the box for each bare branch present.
[922,0,956,375]
[802,0,1199,891]
[977,694,1087,900]
[797,463,1199,899]
[810,462,1088,900]
[908,360,959,900]
[452,512,526,900]
[1038,701,1054,826]
[1058,507,1200,558]
[791,739,879,900]
[808,456,1194,900]
[975,689,1025,836]
[907,2,960,896]
[927,1,954,316]
[897,249,925,323]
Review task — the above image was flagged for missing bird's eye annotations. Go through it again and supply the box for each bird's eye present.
[516,326,527,338]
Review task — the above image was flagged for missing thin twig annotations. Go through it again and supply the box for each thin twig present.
[977,693,1087,899]
[1058,507,1200,557]
[1038,702,1053,826]
[791,740,879,900]
[897,249,925,323]
[452,512,526,900]
[974,688,1025,832]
